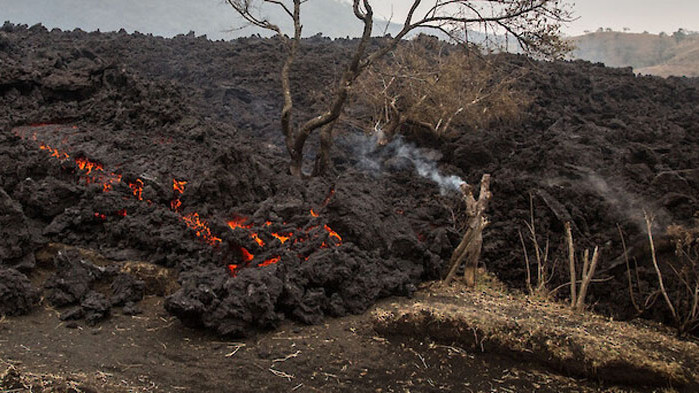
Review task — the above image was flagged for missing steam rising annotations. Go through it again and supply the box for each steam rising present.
[395,143,466,194]
[345,132,466,194]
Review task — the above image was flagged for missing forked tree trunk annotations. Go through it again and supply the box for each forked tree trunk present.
[444,174,492,287]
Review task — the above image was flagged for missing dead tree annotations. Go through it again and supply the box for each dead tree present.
[565,222,600,311]
[444,174,491,287]
[226,0,573,177]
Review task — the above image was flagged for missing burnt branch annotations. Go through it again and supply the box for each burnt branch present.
[444,174,492,286]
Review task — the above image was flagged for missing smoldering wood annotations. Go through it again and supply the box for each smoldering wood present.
[443,174,491,286]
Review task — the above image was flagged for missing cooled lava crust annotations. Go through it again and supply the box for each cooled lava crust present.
[0,23,697,335]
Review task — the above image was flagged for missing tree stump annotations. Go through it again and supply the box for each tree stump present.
[443,174,492,287]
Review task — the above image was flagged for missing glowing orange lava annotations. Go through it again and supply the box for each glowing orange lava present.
[240,247,254,262]
[102,174,122,192]
[173,179,187,194]
[271,233,291,244]
[324,225,342,244]
[39,143,69,160]
[129,179,144,201]
[227,216,253,230]
[251,233,265,247]
[259,256,280,267]
[75,157,103,174]
[19,127,347,274]
[322,188,335,206]
[181,212,222,246]
[170,179,186,212]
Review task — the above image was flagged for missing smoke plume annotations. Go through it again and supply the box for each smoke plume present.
[343,132,466,194]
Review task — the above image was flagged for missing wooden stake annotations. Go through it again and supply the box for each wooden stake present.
[444,174,491,286]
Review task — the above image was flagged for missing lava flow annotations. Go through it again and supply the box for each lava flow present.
[17,124,344,278]
[225,207,344,275]
[181,212,222,246]
[170,178,186,212]
[17,125,224,247]
[166,179,222,246]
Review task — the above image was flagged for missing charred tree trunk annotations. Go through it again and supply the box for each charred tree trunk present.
[444,174,492,287]
[287,1,374,177]
[312,119,338,176]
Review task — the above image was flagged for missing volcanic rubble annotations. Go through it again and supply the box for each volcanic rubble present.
[0,23,697,336]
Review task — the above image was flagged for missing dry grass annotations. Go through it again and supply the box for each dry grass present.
[0,360,154,393]
[372,279,699,387]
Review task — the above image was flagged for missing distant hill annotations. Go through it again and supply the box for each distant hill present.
[0,0,398,39]
[570,30,699,77]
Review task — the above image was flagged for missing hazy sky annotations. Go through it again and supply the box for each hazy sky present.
[364,0,699,36]
[1,0,697,38]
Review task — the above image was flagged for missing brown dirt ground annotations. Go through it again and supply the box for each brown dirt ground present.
[0,292,676,393]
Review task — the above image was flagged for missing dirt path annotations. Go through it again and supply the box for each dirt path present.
[0,296,638,393]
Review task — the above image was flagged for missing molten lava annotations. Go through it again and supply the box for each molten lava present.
[240,247,254,262]
[17,125,230,251]
[227,216,253,230]
[271,233,291,244]
[170,178,186,212]
[181,212,222,246]
[39,143,69,160]
[324,225,342,244]
[75,157,103,174]
[173,179,187,194]
[322,188,336,206]
[102,174,122,192]
[250,233,265,247]
[129,179,144,201]
[259,256,280,267]
[18,125,347,276]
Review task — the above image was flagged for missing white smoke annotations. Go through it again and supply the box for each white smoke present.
[395,143,466,194]
[343,131,466,195]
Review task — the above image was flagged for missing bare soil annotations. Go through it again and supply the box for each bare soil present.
[0,294,667,393]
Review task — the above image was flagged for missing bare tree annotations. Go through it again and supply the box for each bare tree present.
[226,0,573,177]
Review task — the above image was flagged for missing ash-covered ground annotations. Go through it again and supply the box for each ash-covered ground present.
[0,23,697,336]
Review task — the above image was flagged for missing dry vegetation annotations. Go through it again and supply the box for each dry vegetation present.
[0,362,150,393]
[372,278,699,388]
[355,36,527,143]
[642,215,699,336]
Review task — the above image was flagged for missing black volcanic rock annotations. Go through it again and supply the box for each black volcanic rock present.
[0,268,39,316]
[0,24,696,335]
